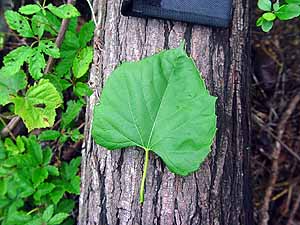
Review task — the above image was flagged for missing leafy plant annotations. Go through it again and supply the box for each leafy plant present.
[0,136,81,225]
[1,1,94,131]
[256,0,300,32]
[92,43,217,203]
[0,1,95,224]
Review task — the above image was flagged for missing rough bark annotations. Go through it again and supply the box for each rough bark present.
[79,0,252,224]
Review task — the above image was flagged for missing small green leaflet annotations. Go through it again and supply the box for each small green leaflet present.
[19,4,41,15]
[39,40,60,58]
[4,10,34,38]
[257,0,272,11]
[12,79,63,131]
[2,46,33,75]
[72,46,93,78]
[28,49,46,80]
[47,4,80,19]
[275,4,300,20]
[32,15,47,38]
[92,44,217,203]
[0,70,27,105]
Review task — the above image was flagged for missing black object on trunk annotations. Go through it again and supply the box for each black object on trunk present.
[121,0,233,28]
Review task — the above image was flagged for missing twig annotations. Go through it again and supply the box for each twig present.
[287,191,300,225]
[44,0,74,74]
[252,114,300,162]
[259,94,300,225]
[0,116,19,139]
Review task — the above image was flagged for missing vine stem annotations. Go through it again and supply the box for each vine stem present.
[139,148,149,203]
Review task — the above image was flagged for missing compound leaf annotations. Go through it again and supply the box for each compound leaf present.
[92,44,217,176]
[12,79,63,131]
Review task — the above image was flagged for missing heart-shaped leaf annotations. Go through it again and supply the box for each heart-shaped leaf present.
[92,44,217,202]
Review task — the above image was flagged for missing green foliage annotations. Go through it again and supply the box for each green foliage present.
[92,43,217,203]
[1,2,94,131]
[1,1,95,224]
[12,79,63,131]
[0,136,81,225]
[257,0,300,32]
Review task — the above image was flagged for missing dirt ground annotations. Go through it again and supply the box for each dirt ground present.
[251,3,300,225]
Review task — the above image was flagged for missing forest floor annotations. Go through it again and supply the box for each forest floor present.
[251,3,300,225]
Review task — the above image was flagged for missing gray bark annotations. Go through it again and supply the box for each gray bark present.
[79,0,252,224]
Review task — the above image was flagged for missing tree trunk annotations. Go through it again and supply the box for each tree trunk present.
[79,0,252,224]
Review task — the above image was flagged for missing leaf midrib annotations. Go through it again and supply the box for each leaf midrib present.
[145,60,177,149]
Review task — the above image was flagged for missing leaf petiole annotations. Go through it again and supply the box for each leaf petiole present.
[139,148,149,203]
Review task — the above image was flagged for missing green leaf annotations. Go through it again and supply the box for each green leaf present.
[43,147,52,165]
[4,137,20,155]
[256,16,264,26]
[4,10,34,37]
[12,79,63,131]
[73,82,93,97]
[48,213,69,225]
[32,167,48,186]
[46,165,59,176]
[273,2,280,11]
[50,187,65,204]
[42,205,54,222]
[32,15,47,38]
[70,129,84,142]
[47,4,80,19]
[0,140,6,160]
[262,12,276,21]
[275,4,300,20]
[2,46,33,74]
[72,46,93,78]
[39,40,60,58]
[61,31,80,50]
[19,4,41,15]
[34,182,55,201]
[285,0,300,3]
[28,49,46,80]
[44,74,72,92]
[257,0,272,11]
[61,100,84,128]
[61,157,81,180]
[0,178,8,196]
[56,199,75,214]
[66,176,80,194]
[27,135,43,164]
[0,70,27,105]
[79,20,95,47]
[43,11,60,35]
[39,130,61,141]
[261,20,273,32]
[92,45,217,176]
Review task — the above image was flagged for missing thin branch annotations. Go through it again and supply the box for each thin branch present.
[44,0,74,74]
[259,94,300,225]
[287,191,300,225]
